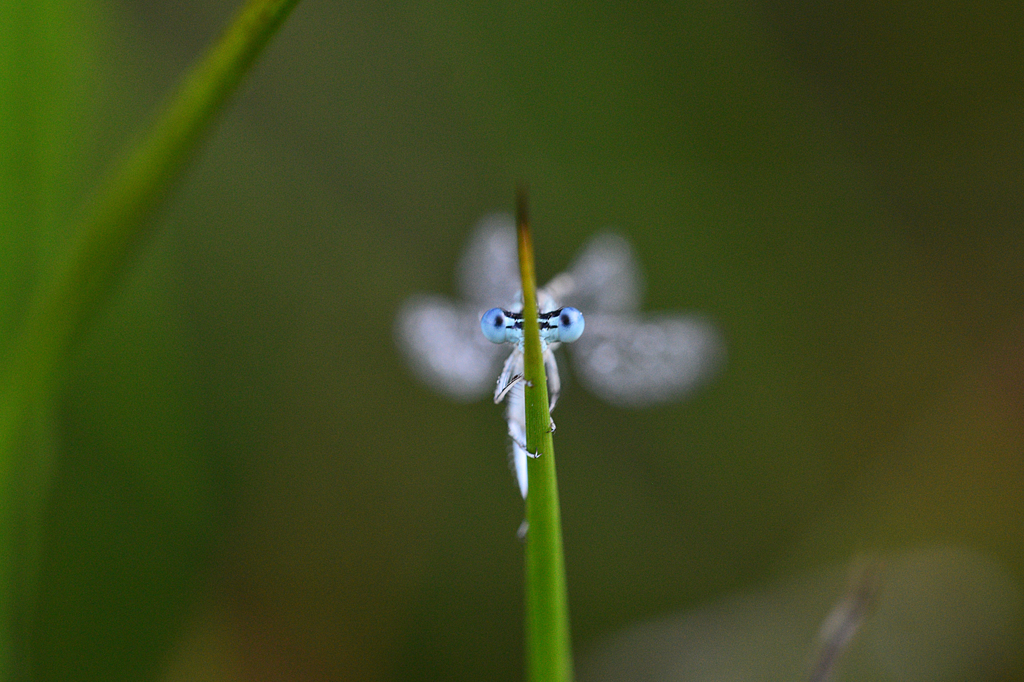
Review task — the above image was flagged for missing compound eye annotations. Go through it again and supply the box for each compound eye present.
[480,308,509,344]
[555,307,585,343]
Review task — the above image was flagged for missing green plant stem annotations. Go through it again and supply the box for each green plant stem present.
[517,190,574,682]
[0,0,301,678]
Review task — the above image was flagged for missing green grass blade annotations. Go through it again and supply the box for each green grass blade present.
[27,0,302,372]
[516,190,574,682]
[0,0,301,678]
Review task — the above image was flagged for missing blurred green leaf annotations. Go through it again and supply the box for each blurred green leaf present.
[0,1,97,359]
[0,3,102,677]
[1,0,301,678]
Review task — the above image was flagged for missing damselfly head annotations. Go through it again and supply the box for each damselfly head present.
[480,306,586,347]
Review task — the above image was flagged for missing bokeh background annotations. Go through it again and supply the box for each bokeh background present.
[4,1,1023,680]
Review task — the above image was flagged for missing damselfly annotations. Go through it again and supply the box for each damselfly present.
[478,301,585,499]
[395,213,724,498]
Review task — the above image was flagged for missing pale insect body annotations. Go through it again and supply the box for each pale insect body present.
[480,302,585,498]
[395,214,724,499]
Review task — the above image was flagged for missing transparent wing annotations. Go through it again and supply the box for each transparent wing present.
[457,213,520,306]
[545,231,643,313]
[394,294,506,401]
[570,312,725,408]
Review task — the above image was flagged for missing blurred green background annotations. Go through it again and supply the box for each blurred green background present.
[3,0,1023,680]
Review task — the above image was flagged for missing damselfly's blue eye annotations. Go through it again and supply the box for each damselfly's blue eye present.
[555,307,585,343]
[480,308,510,344]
